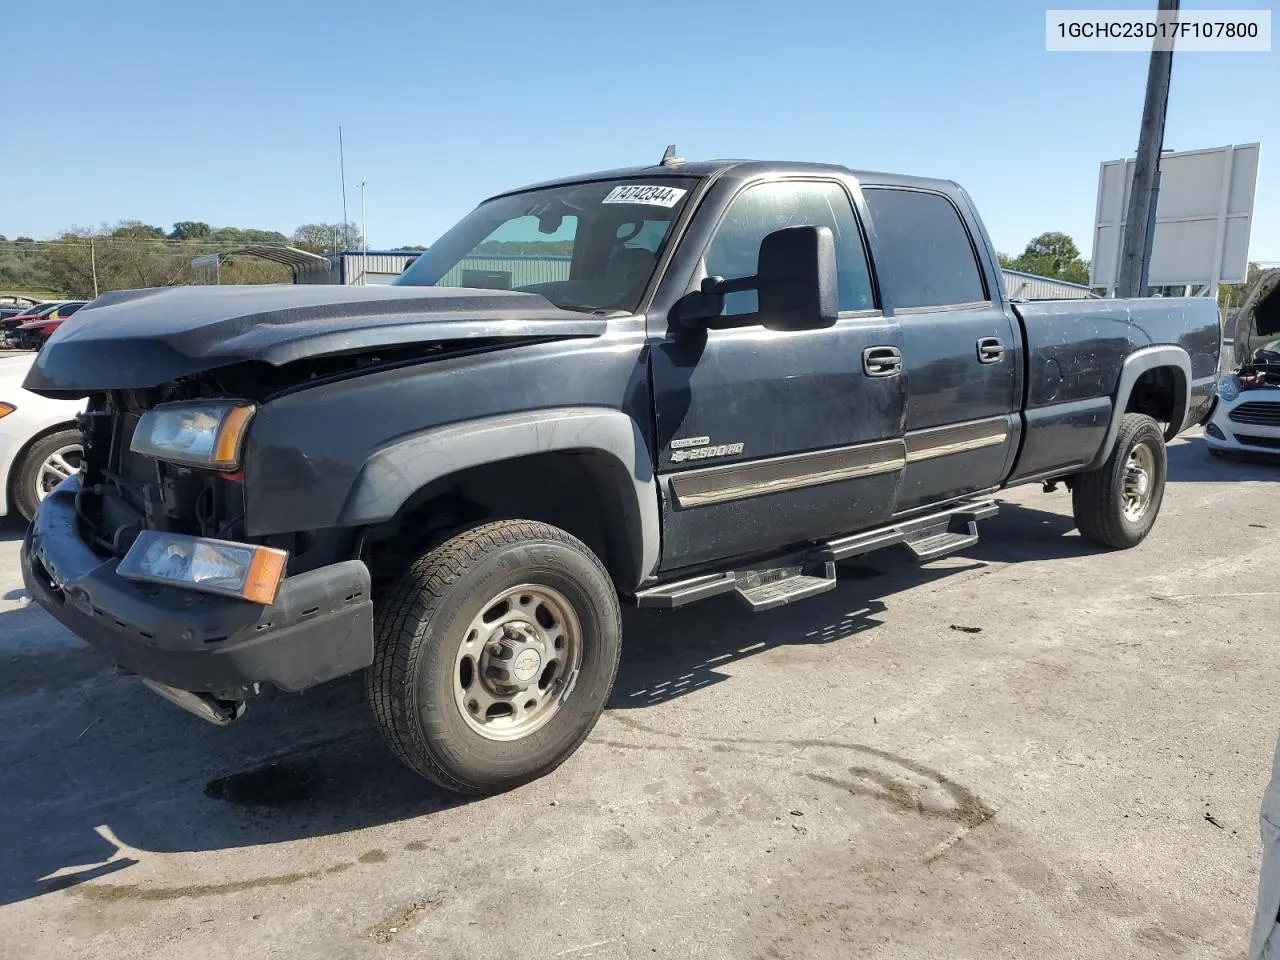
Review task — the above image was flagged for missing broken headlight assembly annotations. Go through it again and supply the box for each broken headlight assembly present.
[130,400,255,470]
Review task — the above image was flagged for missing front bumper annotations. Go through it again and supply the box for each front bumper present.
[1205,393,1280,454]
[21,477,374,701]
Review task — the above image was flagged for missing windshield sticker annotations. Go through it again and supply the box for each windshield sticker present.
[601,185,687,208]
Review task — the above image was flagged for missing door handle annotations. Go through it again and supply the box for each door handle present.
[977,337,1005,364]
[863,346,902,378]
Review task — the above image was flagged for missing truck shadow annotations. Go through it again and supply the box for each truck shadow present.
[1,496,1093,907]
[610,498,1094,709]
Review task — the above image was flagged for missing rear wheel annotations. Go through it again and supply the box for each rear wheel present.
[1071,413,1167,549]
[366,520,621,794]
[12,429,82,522]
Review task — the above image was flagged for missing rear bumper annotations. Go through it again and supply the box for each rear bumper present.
[21,478,374,700]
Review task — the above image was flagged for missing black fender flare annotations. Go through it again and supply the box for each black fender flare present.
[337,407,660,587]
[1085,345,1191,471]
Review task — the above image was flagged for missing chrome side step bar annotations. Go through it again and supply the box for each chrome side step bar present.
[634,499,998,611]
[817,500,998,562]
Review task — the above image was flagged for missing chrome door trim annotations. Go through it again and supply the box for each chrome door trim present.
[904,417,1009,464]
[669,439,906,509]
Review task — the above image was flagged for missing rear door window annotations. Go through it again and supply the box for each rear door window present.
[862,188,988,309]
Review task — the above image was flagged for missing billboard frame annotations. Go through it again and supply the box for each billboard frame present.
[1090,143,1261,298]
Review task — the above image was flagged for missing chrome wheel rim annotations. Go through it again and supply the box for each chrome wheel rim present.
[36,443,82,501]
[1122,442,1155,522]
[453,584,582,741]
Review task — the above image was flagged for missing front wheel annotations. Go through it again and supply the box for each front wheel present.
[366,520,621,794]
[1071,413,1167,549]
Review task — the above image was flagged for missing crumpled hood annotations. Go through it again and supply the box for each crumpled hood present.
[23,284,608,396]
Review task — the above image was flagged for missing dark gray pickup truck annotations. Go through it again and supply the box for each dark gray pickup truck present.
[21,156,1221,793]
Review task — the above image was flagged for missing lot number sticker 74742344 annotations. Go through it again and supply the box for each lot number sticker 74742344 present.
[601,184,687,208]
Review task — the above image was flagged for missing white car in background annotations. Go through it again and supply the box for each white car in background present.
[1207,342,1280,457]
[1210,269,1280,458]
[0,354,87,521]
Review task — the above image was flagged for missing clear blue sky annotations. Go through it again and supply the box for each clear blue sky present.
[4,0,1277,266]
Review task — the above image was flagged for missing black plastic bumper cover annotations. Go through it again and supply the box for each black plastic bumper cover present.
[21,478,374,700]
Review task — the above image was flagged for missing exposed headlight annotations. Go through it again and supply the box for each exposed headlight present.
[1216,374,1240,403]
[117,531,288,604]
[130,400,255,470]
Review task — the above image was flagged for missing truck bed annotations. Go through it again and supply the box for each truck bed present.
[1007,296,1221,482]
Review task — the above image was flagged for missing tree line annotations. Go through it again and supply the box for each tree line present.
[0,219,385,300]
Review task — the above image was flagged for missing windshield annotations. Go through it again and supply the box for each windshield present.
[396,177,698,313]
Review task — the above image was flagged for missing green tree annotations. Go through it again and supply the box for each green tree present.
[1008,232,1090,286]
[170,221,211,240]
[0,239,53,293]
[209,226,290,245]
[44,226,185,297]
[292,222,362,253]
[111,221,167,241]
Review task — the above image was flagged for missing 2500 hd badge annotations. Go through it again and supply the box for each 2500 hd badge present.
[670,440,746,462]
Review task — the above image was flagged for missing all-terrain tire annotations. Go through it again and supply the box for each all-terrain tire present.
[366,519,621,794]
[12,428,82,522]
[1071,413,1167,549]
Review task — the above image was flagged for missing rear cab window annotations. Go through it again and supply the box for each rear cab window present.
[862,188,988,310]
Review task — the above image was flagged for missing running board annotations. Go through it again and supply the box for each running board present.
[818,500,997,562]
[903,524,980,562]
[634,500,997,611]
[734,562,837,612]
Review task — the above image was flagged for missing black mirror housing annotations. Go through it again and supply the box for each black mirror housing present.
[672,224,839,334]
[756,225,839,331]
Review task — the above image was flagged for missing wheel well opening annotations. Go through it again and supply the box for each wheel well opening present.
[362,451,638,595]
[1125,366,1181,431]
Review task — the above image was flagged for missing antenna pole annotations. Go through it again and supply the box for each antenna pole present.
[339,125,349,248]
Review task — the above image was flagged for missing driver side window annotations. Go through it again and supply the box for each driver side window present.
[704,181,875,316]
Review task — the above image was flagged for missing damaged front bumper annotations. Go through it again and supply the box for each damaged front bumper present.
[21,477,375,719]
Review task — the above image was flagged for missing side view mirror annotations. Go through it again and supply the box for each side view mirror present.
[754,225,839,331]
[676,225,839,332]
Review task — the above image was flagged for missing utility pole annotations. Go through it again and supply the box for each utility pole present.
[89,237,99,299]
[1116,0,1179,298]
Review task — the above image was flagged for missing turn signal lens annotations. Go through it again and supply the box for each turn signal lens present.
[0,402,15,419]
[117,531,288,605]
